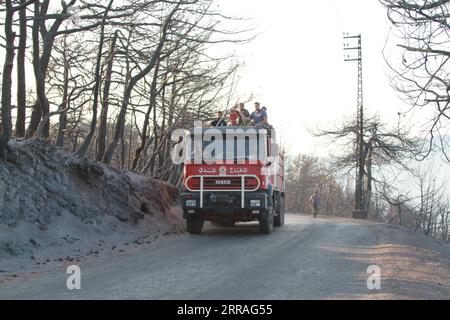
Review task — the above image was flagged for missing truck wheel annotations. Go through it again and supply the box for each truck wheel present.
[186,216,204,234]
[274,194,285,227]
[259,212,274,234]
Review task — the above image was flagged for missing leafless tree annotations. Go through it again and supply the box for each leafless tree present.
[0,0,35,157]
[75,0,114,158]
[380,0,450,161]
[375,179,414,226]
[1,0,253,187]
[15,0,27,137]
[372,163,450,241]
[412,166,449,238]
[314,114,420,213]
[96,30,118,161]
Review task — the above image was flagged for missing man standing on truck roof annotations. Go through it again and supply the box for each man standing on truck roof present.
[238,103,251,126]
[250,102,268,129]
[309,191,320,218]
[210,111,227,127]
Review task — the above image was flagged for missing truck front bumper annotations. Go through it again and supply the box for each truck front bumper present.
[182,191,269,220]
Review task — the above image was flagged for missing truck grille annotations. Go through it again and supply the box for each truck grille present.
[186,176,260,191]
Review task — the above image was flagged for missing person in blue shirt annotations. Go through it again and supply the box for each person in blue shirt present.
[250,102,268,128]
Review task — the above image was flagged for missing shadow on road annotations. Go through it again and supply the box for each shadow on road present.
[320,243,450,299]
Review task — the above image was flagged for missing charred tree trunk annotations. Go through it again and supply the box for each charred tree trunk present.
[102,29,133,165]
[56,36,70,147]
[26,0,76,138]
[149,85,163,176]
[364,140,374,214]
[30,0,50,139]
[103,6,178,164]
[132,60,160,170]
[97,30,118,161]
[77,0,114,158]
[1,0,16,157]
[15,0,27,138]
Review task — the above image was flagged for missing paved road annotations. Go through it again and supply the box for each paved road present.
[1,214,450,299]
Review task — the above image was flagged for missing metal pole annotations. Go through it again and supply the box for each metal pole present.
[344,33,366,219]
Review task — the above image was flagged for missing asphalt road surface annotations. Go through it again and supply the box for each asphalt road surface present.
[1,214,450,300]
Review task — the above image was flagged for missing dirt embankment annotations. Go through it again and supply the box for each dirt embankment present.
[0,139,183,265]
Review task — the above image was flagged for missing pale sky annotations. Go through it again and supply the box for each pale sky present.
[218,0,408,157]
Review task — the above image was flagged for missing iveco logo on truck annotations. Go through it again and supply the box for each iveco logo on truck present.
[216,180,232,185]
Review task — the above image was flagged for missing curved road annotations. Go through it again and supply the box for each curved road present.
[1,214,450,299]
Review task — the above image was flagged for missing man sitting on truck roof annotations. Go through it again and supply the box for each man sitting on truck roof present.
[250,102,268,129]
[210,111,227,127]
[237,103,251,126]
[229,106,240,126]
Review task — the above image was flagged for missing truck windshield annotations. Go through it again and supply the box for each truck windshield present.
[190,134,267,162]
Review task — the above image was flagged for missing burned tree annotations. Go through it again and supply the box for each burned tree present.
[0,0,35,157]
[0,0,252,186]
[15,0,27,137]
[380,0,450,161]
[76,0,114,158]
[0,0,16,158]
[314,114,420,214]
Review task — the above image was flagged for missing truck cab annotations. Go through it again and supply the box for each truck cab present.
[181,126,285,234]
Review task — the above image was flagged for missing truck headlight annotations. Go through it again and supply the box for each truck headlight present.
[250,200,261,207]
[186,200,197,207]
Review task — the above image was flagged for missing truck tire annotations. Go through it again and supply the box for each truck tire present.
[259,211,274,234]
[274,194,285,227]
[186,216,204,234]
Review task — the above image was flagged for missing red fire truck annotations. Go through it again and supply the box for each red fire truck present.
[181,127,285,234]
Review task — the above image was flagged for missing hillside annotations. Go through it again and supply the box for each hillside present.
[0,140,183,269]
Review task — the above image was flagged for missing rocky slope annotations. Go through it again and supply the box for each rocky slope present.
[0,139,183,264]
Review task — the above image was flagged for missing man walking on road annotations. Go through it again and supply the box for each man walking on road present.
[309,191,320,218]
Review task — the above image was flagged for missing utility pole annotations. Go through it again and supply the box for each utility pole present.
[344,33,367,219]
